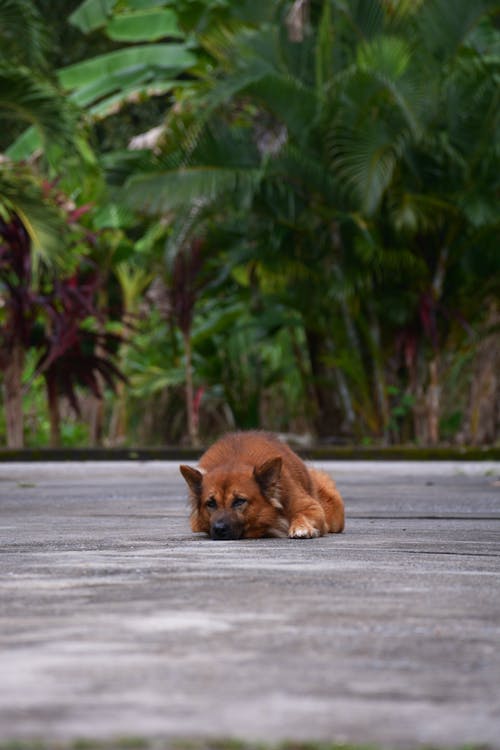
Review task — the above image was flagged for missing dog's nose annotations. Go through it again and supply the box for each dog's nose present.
[211,519,232,540]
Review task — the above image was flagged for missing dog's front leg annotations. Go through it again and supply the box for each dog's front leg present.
[288,496,328,538]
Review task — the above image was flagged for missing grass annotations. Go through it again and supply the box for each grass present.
[0,739,491,750]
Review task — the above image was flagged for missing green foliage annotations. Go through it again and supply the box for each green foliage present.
[106,9,183,42]
[0,164,70,272]
[2,0,499,447]
[59,45,195,90]
[22,372,91,447]
[0,0,50,69]
[0,1,82,157]
[68,0,117,33]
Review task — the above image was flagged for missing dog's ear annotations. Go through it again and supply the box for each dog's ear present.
[180,465,206,533]
[179,465,203,498]
[254,456,282,505]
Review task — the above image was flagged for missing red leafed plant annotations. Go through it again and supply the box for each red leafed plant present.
[0,211,125,448]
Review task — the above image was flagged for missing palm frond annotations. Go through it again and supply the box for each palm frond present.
[269,143,339,206]
[102,148,158,187]
[352,233,426,280]
[332,0,386,42]
[123,165,262,215]
[0,0,50,69]
[355,37,425,137]
[200,25,319,136]
[357,35,411,79]
[0,65,76,155]
[416,0,499,61]
[181,119,261,171]
[387,189,457,234]
[330,121,411,214]
[443,52,500,159]
[0,164,69,273]
[122,114,264,215]
[325,28,431,214]
[246,73,318,141]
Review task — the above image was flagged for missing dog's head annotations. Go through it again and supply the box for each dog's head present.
[179,457,286,539]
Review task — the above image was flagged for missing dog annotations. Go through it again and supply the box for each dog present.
[180,431,344,540]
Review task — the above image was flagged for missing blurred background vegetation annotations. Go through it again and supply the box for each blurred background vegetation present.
[0,0,499,449]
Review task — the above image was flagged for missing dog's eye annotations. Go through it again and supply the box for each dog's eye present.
[205,498,217,509]
[232,496,247,509]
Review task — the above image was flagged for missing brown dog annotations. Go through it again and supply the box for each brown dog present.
[180,431,344,540]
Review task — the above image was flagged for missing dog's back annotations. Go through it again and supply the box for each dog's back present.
[199,431,314,493]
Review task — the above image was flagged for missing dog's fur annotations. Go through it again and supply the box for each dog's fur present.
[180,431,344,540]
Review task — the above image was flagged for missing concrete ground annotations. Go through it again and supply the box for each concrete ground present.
[0,460,499,748]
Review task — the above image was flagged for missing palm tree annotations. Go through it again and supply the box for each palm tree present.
[323,0,500,442]
[117,0,499,443]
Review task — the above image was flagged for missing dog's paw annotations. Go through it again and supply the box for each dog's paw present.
[288,518,320,539]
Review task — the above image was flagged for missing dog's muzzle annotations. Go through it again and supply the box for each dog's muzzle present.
[210,513,243,540]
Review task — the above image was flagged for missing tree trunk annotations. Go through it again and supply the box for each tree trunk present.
[108,380,127,446]
[89,394,104,446]
[89,331,106,446]
[466,304,500,445]
[290,329,318,429]
[183,329,199,446]
[337,299,359,434]
[46,376,61,448]
[426,357,440,445]
[3,341,25,448]
[422,244,449,445]
[367,300,390,443]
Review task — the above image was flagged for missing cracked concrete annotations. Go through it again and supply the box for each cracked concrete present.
[0,460,499,747]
